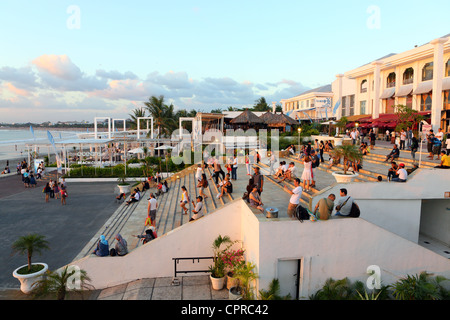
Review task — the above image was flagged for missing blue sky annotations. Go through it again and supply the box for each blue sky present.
[0,0,448,123]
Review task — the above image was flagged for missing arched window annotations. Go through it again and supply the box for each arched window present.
[360,80,368,93]
[386,72,396,88]
[422,62,433,81]
[403,67,414,84]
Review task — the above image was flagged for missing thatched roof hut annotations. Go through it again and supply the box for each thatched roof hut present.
[230,109,264,128]
[262,112,298,132]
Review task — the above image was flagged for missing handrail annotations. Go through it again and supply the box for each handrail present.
[172,256,214,277]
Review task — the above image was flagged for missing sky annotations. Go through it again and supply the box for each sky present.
[0,0,448,123]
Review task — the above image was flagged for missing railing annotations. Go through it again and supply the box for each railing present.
[172,256,214,277]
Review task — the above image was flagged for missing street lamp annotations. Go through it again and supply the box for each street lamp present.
[297,127,302,150]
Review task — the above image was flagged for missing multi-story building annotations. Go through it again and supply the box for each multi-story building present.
[281,84,334,122]
[335,35,450,132]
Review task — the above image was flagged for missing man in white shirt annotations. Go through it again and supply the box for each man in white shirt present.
[392,163,408,182]
[231,155,238,180]
[350,129,357,145]
[334,188,353,217]
[284,178,302,219]
[147,193,158,227]
[190,196,204,221]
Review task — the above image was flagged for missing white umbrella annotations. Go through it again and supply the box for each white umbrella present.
[154,145,175,150]
[320,120,337,125]
[128,147,144,154]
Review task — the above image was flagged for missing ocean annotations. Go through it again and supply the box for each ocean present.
[0,128,82,163]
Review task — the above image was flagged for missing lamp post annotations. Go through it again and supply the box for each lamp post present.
[297,127,302,151]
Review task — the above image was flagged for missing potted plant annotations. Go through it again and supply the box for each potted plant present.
[221,248,245,289]
[11,233,50,294]
[229,261,258,300]
[117,169,130,194]
[31,265,94,300]
[208,235,233,290]
[329,144,362,183]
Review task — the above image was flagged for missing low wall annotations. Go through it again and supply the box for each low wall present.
[68,199,253,290]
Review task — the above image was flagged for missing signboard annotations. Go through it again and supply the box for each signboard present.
[421,124,432,138]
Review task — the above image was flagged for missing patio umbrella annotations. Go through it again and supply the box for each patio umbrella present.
[154,145,175,150]
[128,147,144,154]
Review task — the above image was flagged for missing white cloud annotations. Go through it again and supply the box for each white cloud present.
[0,54,311,121]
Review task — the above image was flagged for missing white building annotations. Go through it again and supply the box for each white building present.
[334,35,450,132]
[281,84,334,122]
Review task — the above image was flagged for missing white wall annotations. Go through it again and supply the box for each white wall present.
[420,199,450,246]
[311,169,450,243]
[257,217,450,299]
[70,200,246,289]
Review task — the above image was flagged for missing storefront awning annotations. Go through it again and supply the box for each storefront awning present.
[395,84,413,97]
[413,80,433,95]
[380,87,395,99]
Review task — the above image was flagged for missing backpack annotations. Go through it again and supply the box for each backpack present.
[348,202,360,218]
[311,155,320,168]
[295,205,310,222]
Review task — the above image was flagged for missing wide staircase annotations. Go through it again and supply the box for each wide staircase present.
[75,163,238,259]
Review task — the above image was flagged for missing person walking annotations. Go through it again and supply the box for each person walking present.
[147,193,158,227]
[180,186,189,215]
[231,154,238,180]
[44,182,51,203]
[197,173,209,199]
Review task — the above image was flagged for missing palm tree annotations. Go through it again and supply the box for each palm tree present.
[128,107,147,130]
[144,95,177,138]
[32,265,93,300]
[11,234,50,273]
[330,144,363,175]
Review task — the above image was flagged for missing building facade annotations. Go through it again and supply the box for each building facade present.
[338,35,450,132]
[281,84,334,122]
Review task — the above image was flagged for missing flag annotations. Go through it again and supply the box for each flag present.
[333,100,341,115]
[47,131,62,174]
[30,125,35,140]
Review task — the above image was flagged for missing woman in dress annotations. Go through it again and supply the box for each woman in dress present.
[245,153,251,176]
[180,185,189,214]
[301,155,313,192]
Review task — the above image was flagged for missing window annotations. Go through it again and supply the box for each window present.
[444,91,450,110]
[360,101,366,115]
[361,80,368,93]
[422,62,433,81]
[342,96,347,117]
[406,95,413,109]
[420,93,432,111]
[301,101,304,109]
[403,67,414,84]
[349,95,355,116]
[446,59,450,77]
[386,72,396,88]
